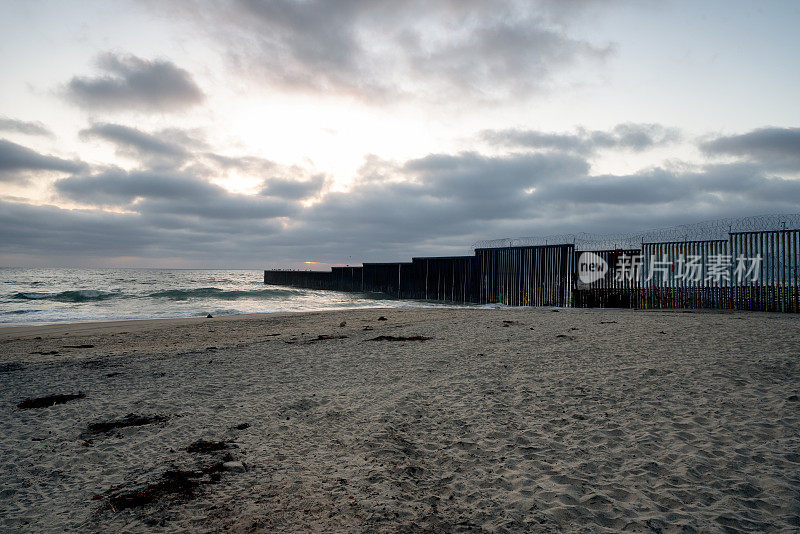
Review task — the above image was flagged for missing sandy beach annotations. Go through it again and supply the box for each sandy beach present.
[1,307,799,532]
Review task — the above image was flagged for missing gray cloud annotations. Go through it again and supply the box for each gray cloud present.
[203,152,328,200]
[700,127,800,170]
[55,168,294,220]
[156,128,209,151]
[0,199,283,264]
[534,163,800,206]
[55,168,217,205]
[261,174,327,200]
[482,123,681,155]
[22,150,592,264]
[79,123,189,167]
[5,136,799,267]
[0,200,157,258]
[282,156,799,263]
[0,117,53,137]
[404,14,611,99]
[161,0,613,101]
[402,151,588,216]
[205,153,277,173]
[65,53,205,112]
[0,139,85,183]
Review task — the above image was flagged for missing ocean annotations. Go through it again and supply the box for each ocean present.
[0,268,461,325]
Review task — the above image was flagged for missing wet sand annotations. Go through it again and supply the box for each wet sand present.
[1,308,799,532]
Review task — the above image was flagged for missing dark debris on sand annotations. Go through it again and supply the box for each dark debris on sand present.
[87,413,168,434]
[184,440,232,453]
[1,362,24,373]
[104,469,201,511]
[103,459,236,511]
[306,334,348,343]
[368,335,431,342]
[99,435,245,513]
[17,392,86,409]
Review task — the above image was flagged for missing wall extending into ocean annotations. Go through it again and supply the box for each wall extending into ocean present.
[266,256,480,303]
[265,215,800,312]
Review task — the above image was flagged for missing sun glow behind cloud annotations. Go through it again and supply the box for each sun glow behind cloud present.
[222,94,448,189]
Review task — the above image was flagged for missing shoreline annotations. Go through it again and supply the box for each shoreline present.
[0,305,500,342]
[0,295,482,333]
[0,303,785,339]
[0,311,298,339]
[2,307,798,531]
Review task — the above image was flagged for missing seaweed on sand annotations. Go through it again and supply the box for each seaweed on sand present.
[367,335,431,342]
[105,469,201,511]
[184,440,231,453]
[17,393,85,409]
[87,413,167,434]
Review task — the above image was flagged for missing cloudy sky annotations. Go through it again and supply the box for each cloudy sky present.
[1,0,799,268]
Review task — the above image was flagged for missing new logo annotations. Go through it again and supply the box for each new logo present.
[578,252,608,284]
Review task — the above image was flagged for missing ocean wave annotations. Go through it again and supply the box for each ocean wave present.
[148,287,306,300]
[12,290,120,302]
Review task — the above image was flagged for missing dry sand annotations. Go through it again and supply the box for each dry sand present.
[1,307,799,532]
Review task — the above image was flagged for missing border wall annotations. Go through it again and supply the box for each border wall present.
[265,256,480,303]
[264,215,800,312]
[475,245,574,307]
